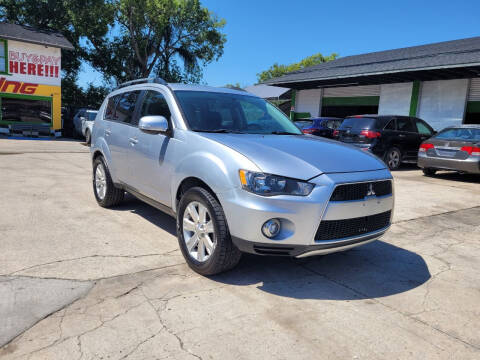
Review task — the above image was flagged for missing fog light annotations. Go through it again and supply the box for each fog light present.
[262,219,281,238]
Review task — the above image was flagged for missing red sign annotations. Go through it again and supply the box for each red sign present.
[0,77,39,94]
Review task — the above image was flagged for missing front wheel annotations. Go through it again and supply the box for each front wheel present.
[384,147,402,170]
[177,187,241,275]
[422,168,437,176]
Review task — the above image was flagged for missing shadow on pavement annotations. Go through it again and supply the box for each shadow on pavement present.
[429,171,480,184]
[112,194,177,236]
[212,240,431,300]
[109,194,430,300]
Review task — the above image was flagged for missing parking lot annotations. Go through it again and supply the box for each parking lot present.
[0,138,479,359]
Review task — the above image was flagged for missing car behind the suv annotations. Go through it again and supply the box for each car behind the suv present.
[91,78,394,275]
[335,115,435,170]
[294,117,343,138]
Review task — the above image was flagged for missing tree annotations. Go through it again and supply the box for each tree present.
[257,52,338,83]
[82,0,226,84]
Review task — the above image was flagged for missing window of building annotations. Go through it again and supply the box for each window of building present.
[0,96,52,124]
[0,39,7,73]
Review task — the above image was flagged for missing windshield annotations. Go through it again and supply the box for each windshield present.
[435,128,480,141]
[175,91,302,135]
[87,112,98,121]
[339,117,377,130]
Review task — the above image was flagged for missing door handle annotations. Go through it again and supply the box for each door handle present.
[105,129,111,136]
[399,134,406,138]
[129,137,138,145]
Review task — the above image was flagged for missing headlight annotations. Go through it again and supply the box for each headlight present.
[239,170,314,196]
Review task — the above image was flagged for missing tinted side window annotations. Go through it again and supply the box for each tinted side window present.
[116,91,141,124]
[140,91,171,120]
[105,95,120,121]
[397,117,415,132]
[384,119,396,130]
[415,119,434,136]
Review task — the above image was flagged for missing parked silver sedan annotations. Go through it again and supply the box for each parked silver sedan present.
[91,78,394,275]
[418,125,480,175]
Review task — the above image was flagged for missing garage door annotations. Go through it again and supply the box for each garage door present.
[322,85,380,117]
[465,78,480,124]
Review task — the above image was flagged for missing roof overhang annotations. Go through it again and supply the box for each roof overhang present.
[266,64,480,90]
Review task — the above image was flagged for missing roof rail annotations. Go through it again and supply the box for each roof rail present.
[115,77,168,90]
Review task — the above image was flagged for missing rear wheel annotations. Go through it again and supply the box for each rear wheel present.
[422,168,437,176]
[85,129,91,145]
[92,157,124,207]
[177,187,241,275]
[384,147,402,170]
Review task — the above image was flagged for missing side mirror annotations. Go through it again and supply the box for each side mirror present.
[138,115,169,134]
[80,116,86,122]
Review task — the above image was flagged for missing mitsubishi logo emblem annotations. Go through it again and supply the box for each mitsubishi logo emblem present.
[366,183,376,197]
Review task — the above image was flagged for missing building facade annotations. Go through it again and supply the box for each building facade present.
[265,37,480,130]
[0,23,73,135]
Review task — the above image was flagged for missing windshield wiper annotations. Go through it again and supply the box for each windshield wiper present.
[269,131,302,135]
[194,129,243,133]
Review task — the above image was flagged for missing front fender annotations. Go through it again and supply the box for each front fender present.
[170,147,259,213]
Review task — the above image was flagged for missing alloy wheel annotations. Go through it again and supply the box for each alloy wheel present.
[387,149,400,169]
[182,201,216,262]
[95,164,107,200]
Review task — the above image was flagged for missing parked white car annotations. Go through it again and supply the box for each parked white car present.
[80,110,98,144]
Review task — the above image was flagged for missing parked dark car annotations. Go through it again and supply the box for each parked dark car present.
[418,125,480,175]
[294,117,342,138]
[335,115,435,170]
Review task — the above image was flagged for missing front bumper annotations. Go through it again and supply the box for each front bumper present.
[418,153,480,174]
[218,169,394,256]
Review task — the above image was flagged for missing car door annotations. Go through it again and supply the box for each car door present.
[103,91,141,183]
[126,89,175,206]
[396,116,419,159]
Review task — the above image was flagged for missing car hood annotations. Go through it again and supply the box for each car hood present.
[201,134,386,180]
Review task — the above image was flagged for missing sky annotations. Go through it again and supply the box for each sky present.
[77,0,480,89]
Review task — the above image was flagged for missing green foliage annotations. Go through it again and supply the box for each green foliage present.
[224,83,242,90]
[83,0,226,84]
[62,76,111,109]
[257,53,338,83]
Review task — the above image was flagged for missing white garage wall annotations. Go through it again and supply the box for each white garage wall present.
[417,79,469,130]
[295,89,321,117]
[378,83,413,115]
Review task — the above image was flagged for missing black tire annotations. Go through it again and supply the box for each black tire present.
[423,168,437,176]
[384,147,402,170]
[177,187,241,275]
[85,129,91,145]
[92,157,124,207]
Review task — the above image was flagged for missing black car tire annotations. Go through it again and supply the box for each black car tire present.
[422,168,437,176]
[384,147,402,170]
[177,187,241,276]
[85,129,91,145]
[92,157,124,207]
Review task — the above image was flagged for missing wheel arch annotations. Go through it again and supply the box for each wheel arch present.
[175,177,220,212]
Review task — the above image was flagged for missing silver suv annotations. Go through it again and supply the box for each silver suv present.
[91,78,394,275]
